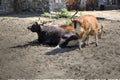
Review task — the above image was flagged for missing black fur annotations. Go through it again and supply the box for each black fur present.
[59,35,78,48]
[27,22,77,46]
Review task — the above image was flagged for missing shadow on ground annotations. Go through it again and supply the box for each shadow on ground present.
[45,47,77,55]
[10,39,40,48]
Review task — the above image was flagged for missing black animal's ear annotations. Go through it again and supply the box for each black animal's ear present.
[35,22,39,25]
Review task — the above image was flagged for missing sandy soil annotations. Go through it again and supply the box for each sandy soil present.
[0,11,120,79]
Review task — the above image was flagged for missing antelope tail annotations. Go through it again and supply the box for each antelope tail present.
[101,24,105,33]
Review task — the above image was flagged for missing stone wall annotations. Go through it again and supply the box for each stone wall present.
[14,0,66,13]
[0,0,66,15]
[0,0,14,14]
[14,0,50,13]
[49,0,66,12]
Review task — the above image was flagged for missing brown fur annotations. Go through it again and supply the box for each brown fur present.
[43,24,76,33]
[59,25,76,33]
[71,15,103,49]
[74,15,101,37]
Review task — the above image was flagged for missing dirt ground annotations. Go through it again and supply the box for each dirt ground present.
[0,11,120,79]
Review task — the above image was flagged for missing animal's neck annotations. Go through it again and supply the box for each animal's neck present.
[36,25,42,34]
[37,30,46,38]
[37,31,41,36]
[36,28,42,38]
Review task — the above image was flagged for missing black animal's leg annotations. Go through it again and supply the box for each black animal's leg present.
[59,35,78,48]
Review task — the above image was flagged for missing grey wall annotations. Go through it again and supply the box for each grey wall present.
[0,0,14,14]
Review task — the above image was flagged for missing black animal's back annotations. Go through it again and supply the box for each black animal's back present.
[41,26,69,46]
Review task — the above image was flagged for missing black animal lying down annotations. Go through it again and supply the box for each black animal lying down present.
[27,22,78,48]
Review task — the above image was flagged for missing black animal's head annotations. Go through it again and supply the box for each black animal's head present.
[58,32,79,48]
[27,22,42,32]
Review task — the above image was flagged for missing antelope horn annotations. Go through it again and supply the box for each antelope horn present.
[71,10,78,21]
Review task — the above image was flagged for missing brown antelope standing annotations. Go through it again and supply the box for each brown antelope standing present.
[71,11,104,49]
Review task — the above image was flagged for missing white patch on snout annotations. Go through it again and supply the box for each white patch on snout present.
[72,22,83,34]
[75,22,83,34]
